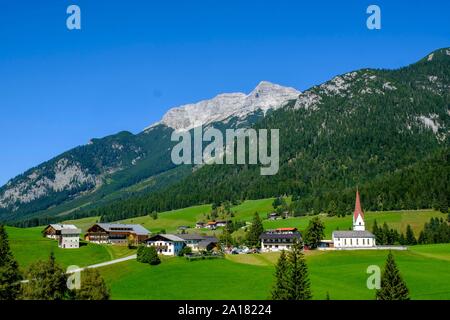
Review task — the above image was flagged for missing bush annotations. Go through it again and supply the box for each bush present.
[137,246,161,265]
[178,246,192,257]
[148,246,161,265]
[75,268,110,300]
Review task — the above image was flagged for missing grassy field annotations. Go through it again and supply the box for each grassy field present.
[118,198,277,234]
[98,244,450,300]
[115,198,444,238]
[263,210,446,238]
[6,226,134,271]
[5,199,450,300]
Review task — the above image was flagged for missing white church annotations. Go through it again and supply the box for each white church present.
[332,190,376,249]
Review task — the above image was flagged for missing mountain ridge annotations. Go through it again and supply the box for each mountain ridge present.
[1,47,449,224]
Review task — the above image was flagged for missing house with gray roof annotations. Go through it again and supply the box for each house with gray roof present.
[85,223,150,245]
[145,234,186,256]
[177,234,218,252]
[42,224,81,249]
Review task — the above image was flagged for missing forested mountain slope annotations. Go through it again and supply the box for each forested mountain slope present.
[80,48,450,222]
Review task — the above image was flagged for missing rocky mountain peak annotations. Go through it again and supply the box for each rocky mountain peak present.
[145,81,300,131]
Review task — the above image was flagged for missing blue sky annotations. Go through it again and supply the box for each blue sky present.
[0,0,449,185]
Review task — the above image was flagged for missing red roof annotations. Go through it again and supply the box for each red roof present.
[276,227,297,232]
[353,189,364,220]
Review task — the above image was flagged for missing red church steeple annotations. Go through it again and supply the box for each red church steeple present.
[353,189,364,220]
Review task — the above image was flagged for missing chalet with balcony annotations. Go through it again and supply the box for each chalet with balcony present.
[85,223,150,245]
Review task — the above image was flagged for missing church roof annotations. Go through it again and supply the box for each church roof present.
[353,190,364,220]
[332,230,375,238]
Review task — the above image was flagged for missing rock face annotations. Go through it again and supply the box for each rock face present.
[147,81,300,131]
[0,81,300,218]
[0,158,99,209]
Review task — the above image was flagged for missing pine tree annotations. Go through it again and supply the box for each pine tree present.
[271,250,289,300]
[405,225,417,245]
[21,252,68,300]
[220,225,234,248]
[398,233,406,245]
[438,193,448,213]
[246,212,264,247]
[303,217,325,249]
[0,225,22,300]
[372,220,381,243]
[286,240,312,300]
[376,252,409,300]
[74,268,110,300]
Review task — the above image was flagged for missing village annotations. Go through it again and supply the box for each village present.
[42,190,406,256]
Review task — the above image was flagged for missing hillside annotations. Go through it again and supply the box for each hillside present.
[2,48,449,225]
[80,48,450,222]
[0,82,299,222]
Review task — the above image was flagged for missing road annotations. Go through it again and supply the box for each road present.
[66,254,137,274]
[21,254,137,283]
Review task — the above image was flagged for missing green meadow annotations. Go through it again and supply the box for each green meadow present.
[263,209,445,238]
[97,244,450,300]
[5,198,450,300]
[6,226,134,271]
[114,198,444,238]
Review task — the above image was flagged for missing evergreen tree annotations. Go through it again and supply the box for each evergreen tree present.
[372,220,382,244]
[376,252,409,300]
[271,251,289,300]
[74,268,110,300]
[220,225,234,248]
[417,231,425,244]
[246,212,264,247]
[405,225,417,245]
[303,217,325,249]
[21,253,68,300]
[0,225,22,300]
[398,233,406,245]
[286,240,312,300]
[381,222,390,245]
[439,193,448,213]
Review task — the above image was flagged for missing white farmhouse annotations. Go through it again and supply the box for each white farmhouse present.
[59,228,81,249]
[145,234,186,256]
[42,224,81,249]
[332,190,376,249]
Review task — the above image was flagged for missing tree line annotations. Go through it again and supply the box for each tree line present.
[373,217,450,246]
